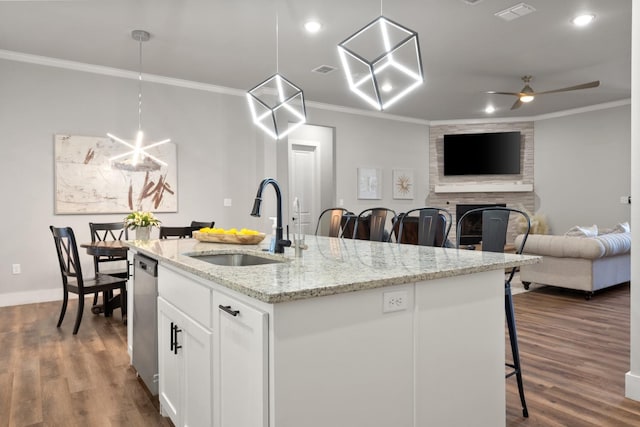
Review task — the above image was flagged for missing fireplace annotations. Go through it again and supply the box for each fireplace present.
[456,203,506,245]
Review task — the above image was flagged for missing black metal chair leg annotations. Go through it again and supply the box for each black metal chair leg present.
[505,284,528,417]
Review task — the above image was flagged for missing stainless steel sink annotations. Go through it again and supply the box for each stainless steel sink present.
[189,253,285,267]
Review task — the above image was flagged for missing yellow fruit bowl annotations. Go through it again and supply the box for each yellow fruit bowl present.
[193,231,266,245]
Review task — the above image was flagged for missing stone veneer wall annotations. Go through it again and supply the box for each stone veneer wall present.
[427,121,535,243]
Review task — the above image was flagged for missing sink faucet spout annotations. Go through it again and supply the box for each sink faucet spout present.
[250,178,291,254]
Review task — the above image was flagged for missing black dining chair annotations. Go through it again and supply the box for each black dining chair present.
[89,222,129,278]
[190,220,215,229]
[395,208,452,247]
[89,222,129,309]
[50,226,127,334]
[315,208,351,237]
[353,208,397,242]
[456,206,531,418]
[159,226,196,239]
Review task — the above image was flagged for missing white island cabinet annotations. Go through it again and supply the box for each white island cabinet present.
[158,265,213,427]
[126,236,540,427]
[157,264,268,427]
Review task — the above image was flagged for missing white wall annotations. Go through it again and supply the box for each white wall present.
[0,58,430,305]
[308,109,429,216]
[534,105,631,234]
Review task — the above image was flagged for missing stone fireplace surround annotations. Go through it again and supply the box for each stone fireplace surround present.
[427,122,535,243]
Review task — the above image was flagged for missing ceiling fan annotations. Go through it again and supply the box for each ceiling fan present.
[486,76,600,110]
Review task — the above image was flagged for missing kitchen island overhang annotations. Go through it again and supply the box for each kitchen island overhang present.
[125,235,540,304]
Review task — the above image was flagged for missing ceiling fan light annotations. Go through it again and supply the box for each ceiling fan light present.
[571,14,595,27]
[520,95,535,103]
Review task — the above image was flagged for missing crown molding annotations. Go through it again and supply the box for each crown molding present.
[0,49,245,97]
[429,99,631,126]
[305,100,431,125]
[532,99,631,121]
[0,49,629,125]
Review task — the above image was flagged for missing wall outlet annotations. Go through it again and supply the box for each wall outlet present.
[12,264,21,274]
[383,290,408,313]
[337,199,344,207]
[223,198,232,207]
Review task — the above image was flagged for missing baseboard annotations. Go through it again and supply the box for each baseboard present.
[625,371,640,401]
[0,288,78,308]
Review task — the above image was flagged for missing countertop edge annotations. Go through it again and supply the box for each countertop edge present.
[126,240,541,304]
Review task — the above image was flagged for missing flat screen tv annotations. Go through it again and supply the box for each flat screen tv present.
[443,131,521,176]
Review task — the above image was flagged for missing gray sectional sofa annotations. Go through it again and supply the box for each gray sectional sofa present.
[514,230,631,299]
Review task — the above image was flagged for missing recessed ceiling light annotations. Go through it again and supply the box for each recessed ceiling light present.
[484,105,496,114]
[381,83,393,93]
[304,20,322,33]
[571,14,595,26]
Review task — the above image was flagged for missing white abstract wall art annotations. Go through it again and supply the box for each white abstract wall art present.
[54,134,177,214]
[357,167,382,200]
[393,168,414,199]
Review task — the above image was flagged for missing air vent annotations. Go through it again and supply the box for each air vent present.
[312,65,337,74]
[495,2,536,21]
[461,0,483,5]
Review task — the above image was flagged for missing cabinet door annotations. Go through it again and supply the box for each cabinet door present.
[215,293,268,427]
[158,297,182,426]
[182,313,213,427]
[158,296,213,427]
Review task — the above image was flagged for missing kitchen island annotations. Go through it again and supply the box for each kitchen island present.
[126,235,540,427]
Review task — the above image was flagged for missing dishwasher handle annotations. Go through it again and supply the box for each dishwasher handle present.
[135,254,158,277]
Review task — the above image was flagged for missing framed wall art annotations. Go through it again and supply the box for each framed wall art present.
[393,168,414,199]
[357,167,382,200]
[54,134,178,214]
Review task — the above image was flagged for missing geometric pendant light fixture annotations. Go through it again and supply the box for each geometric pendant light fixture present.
[108,30,170,168]
[247,8,307,140]
[338,16,424,111]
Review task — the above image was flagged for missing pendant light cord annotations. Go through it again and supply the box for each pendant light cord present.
[138,36,143,132]
[275,6,279,74]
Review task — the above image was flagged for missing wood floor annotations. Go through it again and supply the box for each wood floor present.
[0,297,171,427]
[506,283,640,426]
[1,286,639,426]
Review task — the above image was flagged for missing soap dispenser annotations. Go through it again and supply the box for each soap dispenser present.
[268,216,277,253]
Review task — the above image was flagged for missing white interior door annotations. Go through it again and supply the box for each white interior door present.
[289,144,318,236]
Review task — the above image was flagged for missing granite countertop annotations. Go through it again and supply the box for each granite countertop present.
[126,236,540,303]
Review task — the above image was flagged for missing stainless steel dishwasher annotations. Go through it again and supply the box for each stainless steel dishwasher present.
[132,254,159,395]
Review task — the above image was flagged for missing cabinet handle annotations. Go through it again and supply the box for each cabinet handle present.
[173,324,182,355]
[219,304,240,317]
[170,321,175,352]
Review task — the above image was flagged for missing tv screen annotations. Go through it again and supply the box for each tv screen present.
[443,131,521,176]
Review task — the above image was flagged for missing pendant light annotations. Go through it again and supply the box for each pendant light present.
[338,2,424,111]
[108,30,170,169]
[246,4,307,140]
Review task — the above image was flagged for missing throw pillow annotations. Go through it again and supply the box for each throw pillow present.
[565,224,598,237]
[613,222,630,233]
